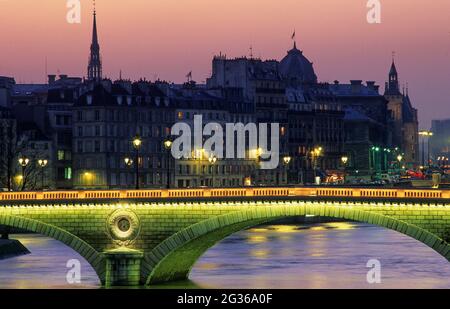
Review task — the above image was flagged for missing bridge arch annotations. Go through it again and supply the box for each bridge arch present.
[0,215,106,284]
[143,204,450,285]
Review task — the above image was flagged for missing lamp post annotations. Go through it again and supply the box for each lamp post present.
[124,157,133,188]
[37,159,48,190]
[371,146,381,175]
[132,134,142,190]
[283,155,291,185]
[397,154,403,175]
[208,155,218,187]
[341,156,348,183]
[311,147,323,181]
[397,154,403,164]
[419,130,433,167]
[18,156,30,191]
[164,139,172,189]
[253,148,263,186]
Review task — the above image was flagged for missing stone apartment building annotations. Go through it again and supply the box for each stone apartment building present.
[166,83,258,188]
[71,79,263,189]
[72,80,175,189]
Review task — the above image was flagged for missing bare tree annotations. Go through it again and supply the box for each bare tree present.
[0,123,47,191]
[0,121,17,191]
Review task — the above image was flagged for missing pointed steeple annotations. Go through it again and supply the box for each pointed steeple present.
[87,2,102,81]
[92,9,98,47]
[385,57,400,95]
[389,60,398,76]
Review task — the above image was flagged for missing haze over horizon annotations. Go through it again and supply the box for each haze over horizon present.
[1,0,450,127]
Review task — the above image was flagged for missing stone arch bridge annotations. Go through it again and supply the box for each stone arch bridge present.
[0,187,449,286]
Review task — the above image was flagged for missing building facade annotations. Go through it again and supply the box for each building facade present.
[430,119,450,167]
[384,61,419,167]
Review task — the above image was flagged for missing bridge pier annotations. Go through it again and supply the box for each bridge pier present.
[104,248,144,287]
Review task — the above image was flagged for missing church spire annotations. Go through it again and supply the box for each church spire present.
[92,7,98,46]
[88,1,102,81]
[386,53,400,95]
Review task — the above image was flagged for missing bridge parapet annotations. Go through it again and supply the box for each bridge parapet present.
[0,187,449,203]
[0,191,448,286]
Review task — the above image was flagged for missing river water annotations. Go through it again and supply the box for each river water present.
[0,222,449,289]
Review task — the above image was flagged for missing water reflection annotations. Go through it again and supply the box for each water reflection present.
[0,222,449,289]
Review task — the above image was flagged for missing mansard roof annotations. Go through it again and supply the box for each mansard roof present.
[279,42,318,84]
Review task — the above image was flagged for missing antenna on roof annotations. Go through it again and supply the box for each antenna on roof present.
[249,45,253,59]
[292,29,297,49]
[44,56,48,83]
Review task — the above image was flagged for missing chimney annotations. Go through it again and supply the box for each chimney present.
[366,81,376,90]
[48,74,56,84]
[59,74,68,80]
[350,80,362,94]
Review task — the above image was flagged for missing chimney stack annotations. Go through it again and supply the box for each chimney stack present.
[48,74,56,84]
[350,80,362,94]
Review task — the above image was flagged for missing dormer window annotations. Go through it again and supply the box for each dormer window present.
[117,96,123,105]
[87,95,93,105]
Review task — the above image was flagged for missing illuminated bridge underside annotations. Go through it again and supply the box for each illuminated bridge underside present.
[0,187,449,286]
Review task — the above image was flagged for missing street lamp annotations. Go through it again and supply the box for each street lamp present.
[124,157,134,167]
[132,134,142,190]
[124,157,134,188]
[283,156,291,186]
[419,130,433,167]
[38,159,48,190]
[311,147,323,181]
[371,146,381,174]
[341,156,349,184]
[208,155,218,187]
[283,156,292,165]
[252,148,263,186]
[164,139,172,189]
[396,154,404,173]
[18,156,29,191]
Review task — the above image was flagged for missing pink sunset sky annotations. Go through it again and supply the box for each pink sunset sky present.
[0,0,450,127]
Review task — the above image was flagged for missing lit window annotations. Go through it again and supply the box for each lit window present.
[178,112,184,120]
[57,150,65,161]
[64,167,72,180]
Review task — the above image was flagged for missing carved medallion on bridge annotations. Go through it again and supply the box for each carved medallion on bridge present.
[106,209,141,246]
